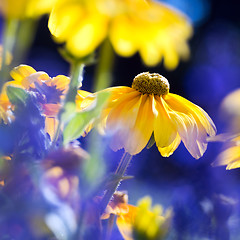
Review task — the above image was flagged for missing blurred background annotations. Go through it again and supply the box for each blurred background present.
[1,0,240,239]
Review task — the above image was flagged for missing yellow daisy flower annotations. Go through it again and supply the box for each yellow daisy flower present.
[0,0,58,19]
[48,0,192,69]
[102,192,171,240]
[77,72,216,158]
[0,65,70,139]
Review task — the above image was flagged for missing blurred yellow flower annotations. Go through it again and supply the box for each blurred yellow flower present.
[0,88,13,124]
[0,65,70,139]
[0,0,58,19]
[77,72,216,158]
[48,0,192,69]
[102,192,171,240]
[212,135,240,170]
[220,88,240,133]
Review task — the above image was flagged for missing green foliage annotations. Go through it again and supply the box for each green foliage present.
[63,91,109,145]
[6,86,28,106]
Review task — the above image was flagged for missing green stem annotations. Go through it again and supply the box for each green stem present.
[51,62,84,148]
[13,18,38,65]
[65,61,85,104]
[0,18,19,91]
[100,152,133,214]
[94,38,114,91]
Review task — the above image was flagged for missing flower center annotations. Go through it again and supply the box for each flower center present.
[132,72,170,96]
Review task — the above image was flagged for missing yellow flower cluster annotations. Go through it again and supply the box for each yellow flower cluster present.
[102,192,171,240]
[48,0,192,69]
[0,65,70,139]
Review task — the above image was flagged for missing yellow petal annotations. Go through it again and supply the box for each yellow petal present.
[48,1,84,42]
[23,72,49,89]
[109,15,138,57]
[10,65,36,84]
[168,107,202,159]
[139,43,162,67]
[164,93,216,158]
[153,96,177,153]
[116,205,138,240]
[166,93,216,137]
[45,117,58,141]
[50,75,70,92]
[66,14,108,57]
[76,90,95,111]
[124,94,154,154]
[162,46,179,70]
[107,91,142,154]
[158,133,181,157]
[213,146,240,170]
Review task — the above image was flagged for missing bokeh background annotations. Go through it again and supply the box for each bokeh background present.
[1,0,240,239]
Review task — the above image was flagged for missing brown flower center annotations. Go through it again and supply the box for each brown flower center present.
[132,72,170,96]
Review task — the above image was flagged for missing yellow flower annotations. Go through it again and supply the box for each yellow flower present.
[1,65,70,139]
[0,0,58,19]
[102,192,171,240]
[0,85,14,124]
[77,72,216,158]
[220,88,240,133]
[212,135,240,170]
[48,0,192,69]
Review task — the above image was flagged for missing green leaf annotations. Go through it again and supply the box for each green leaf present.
[6,86,28,106]
[63,91,109,145]
[61,102,76,123]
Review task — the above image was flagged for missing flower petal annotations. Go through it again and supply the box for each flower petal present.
[213,146,240,170]
[66,14,108,57]
[50,75,70,92]
[116,205,138,240]
[45,117,58,141]
[10,65,36,84]
[165,93,216,137]
[158,133,181,157]
[124,94,154,154]
[107,91,142,154]
[163,94,211,158]
[153,96,178,153]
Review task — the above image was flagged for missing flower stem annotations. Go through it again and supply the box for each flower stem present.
[100,152,133,214]
[0,18,19,91]
[94,38,114,91]
[65,61,85,104]
[51,61,84,148]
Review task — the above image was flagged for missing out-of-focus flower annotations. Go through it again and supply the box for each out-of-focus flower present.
[0,0,58,19]
[77,72,216,158]
[0,87,13,124]
[0,46,13,123]
[210,88,240,170]
[2,64,70,139]
[41,145,89,208]
[212,135,240,170]
[102,192,172,240]
[48,0,192,69]
[220,88,240,133]
[0,46,12,69]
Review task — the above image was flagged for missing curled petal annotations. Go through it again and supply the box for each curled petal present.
[153,96,178,155]
[163,93,216,158]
